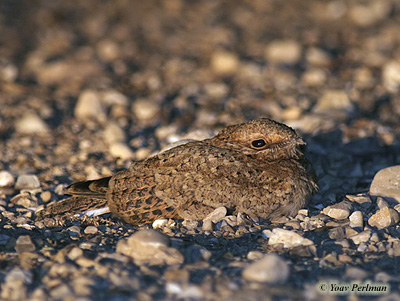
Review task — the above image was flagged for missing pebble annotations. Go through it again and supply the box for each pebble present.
[301,68,327,86]
[305,47,331,67]
[0,171,14,187]
[265,39,301,65]
[313,90,353,114]
[15,113,49,134]
[116,229,184,265]
[368,207,400,229]
[132,99,159,121]
[242,254,289,284]
[103,122,126,145]
[15,174,41,190]
[67,247,84,260]
[84,226,98,235]
[152,218,169,229]
[344,267,368,280]
[40,191,52,203]
[349,211,364,228]
[369,165,400,203]
[383,61,400,92]
[74,90,106,122]
[349,230,372,245]
[109,142,135,160]
[263,228,314,248]
[350,1,391,27]
[202,206,227,231]
[211,51,239,75]
[15,235,36,253]
[10,193,38,208]
[321,200,352,220]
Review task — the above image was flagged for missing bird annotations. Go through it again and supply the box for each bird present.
[36,118,318,225]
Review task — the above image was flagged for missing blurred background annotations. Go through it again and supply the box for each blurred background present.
[0,0,399,188]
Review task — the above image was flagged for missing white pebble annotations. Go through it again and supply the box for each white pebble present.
[211,51,239,75]
[75,90,106,122]
[242,254,289,284]
[109,143,134,160]
[263,228,313,248]
[349,211,363,228]
[152,219,169,229]
[0,171,14,187]
[15,113,49,134]
[369,165,400,203]
[15,174,40,190]
[265,40,301,65]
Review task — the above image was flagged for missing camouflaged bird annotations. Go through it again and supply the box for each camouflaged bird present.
[37,118,318,224]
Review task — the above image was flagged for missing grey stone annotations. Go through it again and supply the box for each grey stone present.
[242,254,290,284]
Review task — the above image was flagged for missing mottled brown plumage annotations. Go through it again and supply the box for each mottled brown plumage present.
[37,118,318,224]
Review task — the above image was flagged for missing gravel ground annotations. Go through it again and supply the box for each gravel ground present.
[1,1,400,300]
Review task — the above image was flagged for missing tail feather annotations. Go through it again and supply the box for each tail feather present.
[36,177,111,219]
[64,176,111,197]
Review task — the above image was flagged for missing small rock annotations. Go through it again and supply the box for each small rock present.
[345,267,368,280]
[40,191,52,203]
[116,229,184,265]
[10,193,38,208]
[305,47,331,67]
[15,113,49,134]
[75,90,106,122]
[15,174,40,190]
[15,235,36,253]
[369,165,400,203]
[263,228,314,248]
[0,171,14,187]
[103,122,126,145]
[84,226,98,235]
[383,61,400,92]
[247,251,264,261]
[68,247,84,260]
[203,207,227,223]
[202,207,227,231]
[152,219,169,229]
[349,230,371,245]
[109,143,134,160]
[313,90,353,114]
[377,197,389,209]
[265,40,301,65]
[322,201,352,220]
[132,99,159,121]
[211,51,239,75]
[368,207,400,229]
[349,211,363,228]
[67,225,81,235]
[242,254,289,284]
[350,1,391,27]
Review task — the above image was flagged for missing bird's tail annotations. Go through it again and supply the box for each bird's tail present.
[36,177,111,219]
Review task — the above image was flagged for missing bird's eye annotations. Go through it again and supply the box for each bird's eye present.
[251,139,266,148]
